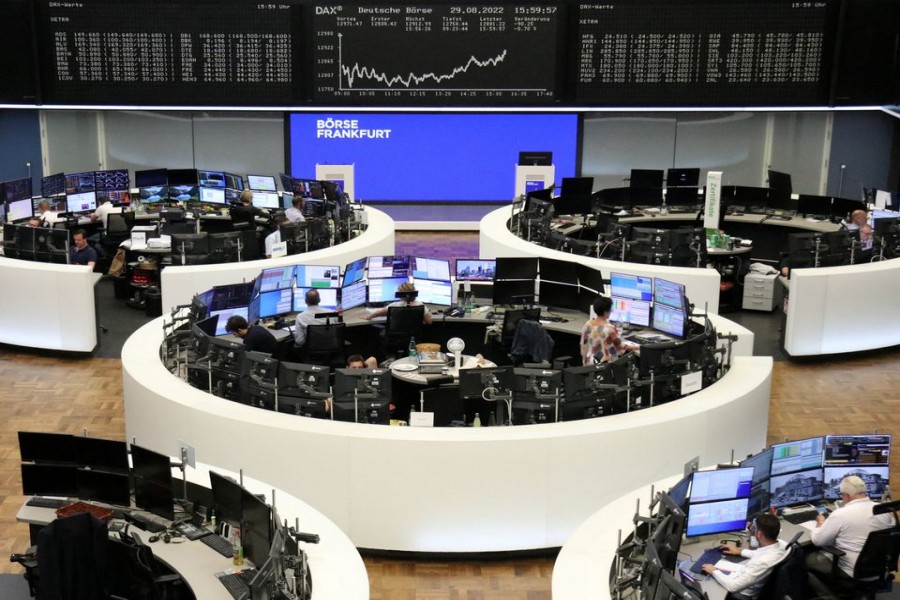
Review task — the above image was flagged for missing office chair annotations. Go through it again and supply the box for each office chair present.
[304,322,348,368]
[509,318,555,366]
[754,531,807,600]
[383,305,425,359]
[500,308,541,347]
[419,384,464,427]
[10,511,110,599]
[846,526,900,599]
[107,534,183,600]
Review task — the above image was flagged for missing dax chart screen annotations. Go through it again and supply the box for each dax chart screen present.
[312,3,562,105]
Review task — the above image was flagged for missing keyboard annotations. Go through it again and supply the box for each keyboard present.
[201,533,234,558]
[690,548,723,574]
[217,570,255,600]
[783,509,820,524]
[626,334,670,345]
[173,520,211,541]
[26,497,69,509]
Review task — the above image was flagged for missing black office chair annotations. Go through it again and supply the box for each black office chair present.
[304,322,348,368]
[509,318,555,367]
[10,512,110,599]
[107,534,183,600]
[846,526,900,600]
[419,384,465,427]
[383,305,425,359]
[500,308,541,347]
[755,531,807,600]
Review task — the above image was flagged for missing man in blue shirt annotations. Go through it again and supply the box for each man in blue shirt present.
[69,229,97,267]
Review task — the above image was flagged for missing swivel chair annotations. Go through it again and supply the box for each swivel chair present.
[509,318,555,367]
[304,321,348,368]
[847,525,900,600]
[755,531,807,600]
[419,384,465,427]
[106,534,183,600]
[383,305,425,359]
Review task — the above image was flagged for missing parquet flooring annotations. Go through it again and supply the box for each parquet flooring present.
[0,344,897,599]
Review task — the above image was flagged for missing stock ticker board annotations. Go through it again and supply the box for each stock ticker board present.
[311,3,562,105]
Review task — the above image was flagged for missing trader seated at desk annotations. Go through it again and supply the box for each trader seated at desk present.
[361,282,434,325]
[294,289,331,348]
[37,200,61,227]
[285,195,306,224]
[580,296,638,366]
[237,189,269,220]
[69,229,98,268]
[90,194,119,229]
[806,475,896,598]
[225,315,278,355]
[701,513,787,600]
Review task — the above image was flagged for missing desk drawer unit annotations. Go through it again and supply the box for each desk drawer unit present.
[742,272,783,311]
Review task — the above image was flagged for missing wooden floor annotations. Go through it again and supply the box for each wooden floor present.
[0,344,897,599]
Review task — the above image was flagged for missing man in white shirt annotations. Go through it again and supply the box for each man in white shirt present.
[294,289,330,348]
[701,513,787,599]
[807,475,895,593]
[37,200,61,227]
[843,209,867,231]
[90,195,121,229]
[284,196,306,224]
[264,216,287,258]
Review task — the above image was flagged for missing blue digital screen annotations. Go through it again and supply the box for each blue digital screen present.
[610,272,653,302]
[343,257,367,287]
[690,467,754,504]
[258,289,293,319]
[289,113,579,202]
[685,498,749,537]
[368,277,407,304]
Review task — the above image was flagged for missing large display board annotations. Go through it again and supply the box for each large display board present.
[36,0,303,105]
[0,0,38,103]
[574,0,837,106]
[310,3,561,105]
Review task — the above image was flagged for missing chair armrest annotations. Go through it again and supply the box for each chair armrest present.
[818,545,846,557]
[154,574,183,585]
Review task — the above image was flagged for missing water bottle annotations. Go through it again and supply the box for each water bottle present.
[408,336,417,364]
[232,527,244,567]
[473,413,482,427]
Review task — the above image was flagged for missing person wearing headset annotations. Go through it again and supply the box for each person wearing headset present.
[361,282,433,325]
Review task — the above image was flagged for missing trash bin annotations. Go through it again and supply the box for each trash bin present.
[145,286,162,317]
[113,274,130,300]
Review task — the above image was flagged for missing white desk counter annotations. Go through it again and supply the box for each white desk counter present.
[0,258,101,352]
[18,461,368,600]
[160,206,394,314]
[124,315,771,553]
[479,207,723,314]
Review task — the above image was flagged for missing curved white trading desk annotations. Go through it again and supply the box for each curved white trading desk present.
[123,314,771,553]
[784,258,900,356]
[479,207,723,314]
[0,258,101,352]
[160,206,395,313]
[553,473,684,600]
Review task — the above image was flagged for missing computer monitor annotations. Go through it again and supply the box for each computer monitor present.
[654,493,688,571]
[93,169,129,192]
[18,431,75,464]
[455,259,496,282]
[631,227,671,250]
[199,186,227,205]
[609,272,653,301]
[341,280,367,310]
[831,197,867,223]
[295,265,340,288]
[210,307,248,337]
[292,178,325,199]
[518,151,552,166]
[139,186,168,203]
[41,172,66,197]
[872,214,900,236]
[741,447,774,487]
[342,257,367,286]
[258,289,294,319]
[367,255,410,279]
[538,257,578,285]
[73,436,129,473]
[134,168,168,187]
[654,277,686,310]
[627,168,663,189]
[640,540,664,600]
[823,465,890,500]
[241,487,272,568]
[367,277,408,305]
[248,554,278,599]
[243,175,275,192]
[65,171,96,194]
[560,176,593,196]
[166,168,198,186]
[210,282,255,312]
[248,295,261,325]
[767,169,792,195]
[278,361,331,397]
[667,474,692,509]
[171,233,209,256]
[539,281,579,310]
[574,265,604,295]
[190,315,218,358]
[610,297,651,328]
[168,185,199,203]
[492,279,535,306]
[77,469,131,506]
[458,367,513,400]
[412,278,453,306]
[769,468,825,509]
[3,176,31,202]
[293,287,339,311]
[66,191,97,213]
[561,363,619,419]
[251,191,279,209]
[411,256,451,282]
[21,464,78,497]
[824,433,891,465]
[666,168,700,188]
[770,436,824,476]
[685,497,750,537]
[796,194,830,216]
[332,368,393,424]
[495,257,538,281]
[209,470,243,526]
[652,304,687,339]
[690,467,754,504]
[130,443,175,521]
[512,367,562,423]
[208,231,242,261]
[258,266,295,294]
[7,198,33,221]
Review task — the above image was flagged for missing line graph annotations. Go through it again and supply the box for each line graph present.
[339,34,510,90]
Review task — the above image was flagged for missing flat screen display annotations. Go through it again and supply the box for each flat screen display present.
[652,303,686,339]
[66,191,97,213]
[251,191,279,209]
[685,498,749,537]
[823,465,890,500]
[368,277,408,304]
[342,257,367,287]
[135,169,168,187]
[341,280,367,310]
[211,306,248,337]
[247,175,277,192]
[610,273,653,301]
[258,289,293,319]
[610,297,651,328]
[293,287,339,312]
[690,467,754,504]
[8,198,33,221]
[139,186,167,203]
[411,256,451,282]
[258,266,295,293]
[412,278,452,306]
[198,170,226,188]
[289,113,579,202]
[168,185,199,203]
[199,187,226,205]
[368,256,410,279]
[3,176,32,202]
[94,169,129,191]
[456,259,496,282]
[824,434,891,465]
[769,468,825,509]
[295,265,340,288]
[654,277,686,310]
[771,436,824,476]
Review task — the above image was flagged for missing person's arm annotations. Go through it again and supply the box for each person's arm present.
[706,553,771,593]
[364,356,378,369]
[86,247,98,268]
[809,511,839,547]
[423,310,433,325]
[361,307,387,320]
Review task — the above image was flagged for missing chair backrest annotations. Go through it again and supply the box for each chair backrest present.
[510,318,555,365]
[501,307,541,343]
[385,305,425,344]
[304,322,347,368]
[107,536,174,600]
[758,533,806,600]
[421,384,464,426]
[36,512,109,599]
[106,212,131,236]
[853,526,900,582]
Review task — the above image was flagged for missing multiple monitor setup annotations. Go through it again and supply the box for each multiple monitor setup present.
[2,223,70,263]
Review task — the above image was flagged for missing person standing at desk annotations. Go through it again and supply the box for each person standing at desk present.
[284,196,306,224]
[806,475,895,595]
[580,296,638,366]
[69,229,97,267]
[361,282,434,325]
[225,315,278,355]
[701,513,787,600]
[294,289,330,348]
